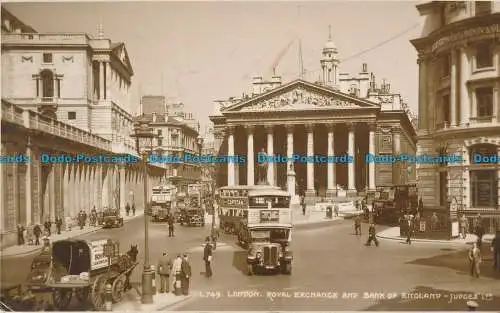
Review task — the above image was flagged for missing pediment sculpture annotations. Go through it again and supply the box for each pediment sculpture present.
[240,87,355,111]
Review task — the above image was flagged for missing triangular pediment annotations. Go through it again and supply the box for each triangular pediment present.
[112,43,134,75]
[223,80,379,113]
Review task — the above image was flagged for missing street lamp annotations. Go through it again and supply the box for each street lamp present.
[130,115,155,304]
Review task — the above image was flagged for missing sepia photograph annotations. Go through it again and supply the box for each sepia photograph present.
[1,0,499,311]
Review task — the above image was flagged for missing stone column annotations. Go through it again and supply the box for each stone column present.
[392,127,401,185]
[99,61,105,100]
[459,46,470,125]
[0,142,4,230]
[450,49,457,126]
[417,53,428,130]
[368,123,376,190]
[494,83,499,123]
[96,165,102,209]
[227,126,235,186]
[347,123,356,193]
[106,62,111,100]
[49,165,56,219]
[265,125,275,186]
[25,138,33,225]
[326,124,337,197]
[285,125,294,169]
[62,164,69,218]
[305,124,316,201]
[246,126,255,185]
[120,164,126,215]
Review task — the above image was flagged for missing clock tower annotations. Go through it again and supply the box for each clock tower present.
[320,25,340,90]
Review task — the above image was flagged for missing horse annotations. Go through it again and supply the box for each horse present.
[126,245,138,263]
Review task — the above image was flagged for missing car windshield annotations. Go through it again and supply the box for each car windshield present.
[250,230,270,242]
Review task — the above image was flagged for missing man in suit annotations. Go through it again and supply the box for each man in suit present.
[157,252,172,293]
[365,223,379,247]
[469,242,482,278]
[180,254,192,295]
[203,237,213,278]
[168,214,175,237]
[354,215,362,236]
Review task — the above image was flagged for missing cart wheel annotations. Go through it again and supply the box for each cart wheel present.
[52,288,73,310]
[91,276,107,310]
[75,287,90,304]
[111,277,126,303]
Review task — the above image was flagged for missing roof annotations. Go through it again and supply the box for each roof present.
[1,7,38,33]
[248,224,292,229]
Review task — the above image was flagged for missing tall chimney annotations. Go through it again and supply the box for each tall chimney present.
[362,63,367,73]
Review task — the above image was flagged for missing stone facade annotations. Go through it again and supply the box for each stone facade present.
[411,1,500,233]
[140,96,202,193]
[210,33,417,203]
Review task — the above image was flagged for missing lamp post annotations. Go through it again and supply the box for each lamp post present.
[197,135,204,207]
[131,116,155,304]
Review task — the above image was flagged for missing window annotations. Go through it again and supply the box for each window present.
[40,69,54,99]
[442,94,451,123]
[476,41,493,68]
[476,87,493,117]
[157,139,163,146]
[470,170,498,207]
[439,171,448,206]
[68,112,76,120]
[470,144,497,164]
[42,53,53,63]
[441,54,451,77]
[475,1,492,15]
[157,129,162,136]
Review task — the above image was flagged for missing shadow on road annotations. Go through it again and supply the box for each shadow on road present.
[407,249,500,280]
[232,251,248,275]
[364,286,500,311]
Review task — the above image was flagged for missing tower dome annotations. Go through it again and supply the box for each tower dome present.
[323,25,337,53]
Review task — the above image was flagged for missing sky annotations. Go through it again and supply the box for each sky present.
[4,0,422,131]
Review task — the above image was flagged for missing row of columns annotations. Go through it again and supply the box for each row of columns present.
[226,123,377,194]
[419,45,499,129]
[34,73,61,99]
[95,60,109,100]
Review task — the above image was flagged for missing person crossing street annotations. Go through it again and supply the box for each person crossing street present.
[365,223,379,247]
[354,215,362,236]
[203,237,213,278]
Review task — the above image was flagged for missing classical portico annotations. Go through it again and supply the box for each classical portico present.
[212,80,384,202]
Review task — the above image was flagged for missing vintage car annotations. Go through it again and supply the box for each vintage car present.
[97,208,124,228]
[180,209,205,227]
[246,226,292,275]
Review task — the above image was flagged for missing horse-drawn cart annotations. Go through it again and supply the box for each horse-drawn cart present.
[26,239,138,311]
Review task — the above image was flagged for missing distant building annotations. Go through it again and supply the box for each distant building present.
[1,7,135,155]
[411,1,500,233]
[138,96,202,192]
[200,126,217,195]
[210,29,417,202]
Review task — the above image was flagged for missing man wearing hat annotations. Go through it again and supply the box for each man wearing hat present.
[171,255,183,295]
[157,252,172,293]
[203,237,213,278]
[467,300,478,311]
[180,254,192,295]
[41,236,51,254]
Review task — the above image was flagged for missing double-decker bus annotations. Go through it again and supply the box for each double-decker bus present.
[218,185,293,275]
[151,185,176,222]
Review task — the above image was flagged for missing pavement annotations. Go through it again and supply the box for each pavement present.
[377,226,496,245]
[112,289,192,311]
[1,211,144,258]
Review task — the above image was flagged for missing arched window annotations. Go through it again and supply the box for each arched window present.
[40,69,54,99]
[469,144,498,208]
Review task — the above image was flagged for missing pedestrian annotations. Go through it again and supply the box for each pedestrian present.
[365,223,379,247]
[41,236,51,254]
[491,230,500,272]
[33,224,42,245]
[83,210,88,226]
[468,242,481,278]
[210,226,219,250]
[125,203,130,216]
[55,216,63,235]
[78,211,85,230]
[354,215,362,236]
[180,254,192,295]
[44,220,52,236]
[474,214,484,248]
[334,203,339,217]
[300,195,306,216]
[459,214,468,239]
[132,203,136,216]
[157,252,172,293]
[430,212,438,231]
[17,224,25,245]
[203,237,213,278]
[171,255,183,295]
[406,215,413,245]
[90,208,97,226]
[168,214,175,237]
